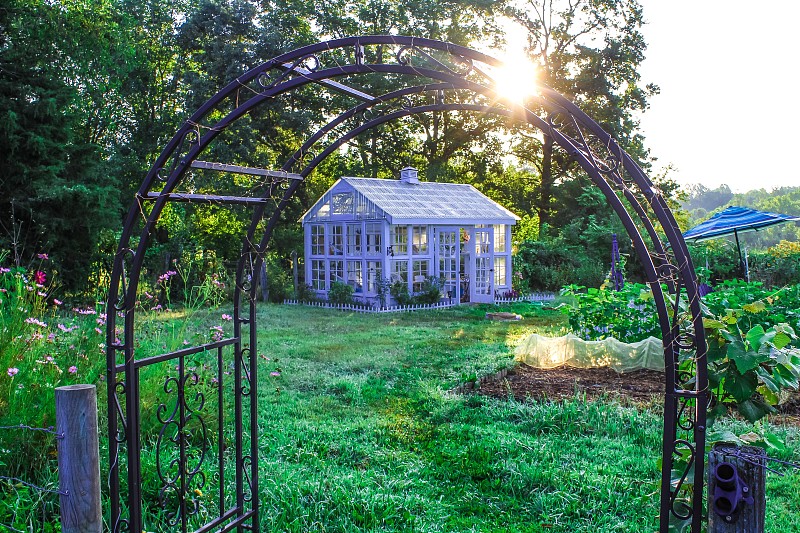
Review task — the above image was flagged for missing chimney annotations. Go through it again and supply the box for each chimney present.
[399,166,419,185]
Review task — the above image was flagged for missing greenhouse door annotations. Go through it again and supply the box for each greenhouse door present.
[471,227,494,303]
[436,227,460,303]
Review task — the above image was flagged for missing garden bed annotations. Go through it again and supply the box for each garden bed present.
[475,363,800,422]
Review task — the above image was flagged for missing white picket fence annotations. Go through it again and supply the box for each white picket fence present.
[282,299,459,313]
[283,292,556,313]
[493,292,556,304]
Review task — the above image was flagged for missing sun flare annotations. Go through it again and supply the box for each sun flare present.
[492,53,538,105]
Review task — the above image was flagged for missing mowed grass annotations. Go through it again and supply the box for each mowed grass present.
[247,303,800,532]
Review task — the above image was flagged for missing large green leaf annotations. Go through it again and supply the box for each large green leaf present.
[736,397,775,423]
[724,368,758,403]
[728,340,768,374]
[746,324,766,350]
[774,365,800,390]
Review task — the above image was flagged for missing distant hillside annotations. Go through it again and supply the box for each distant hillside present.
[682,184,800,249]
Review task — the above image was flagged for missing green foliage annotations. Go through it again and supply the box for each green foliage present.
[414,276,445,305]
[389,281,413,307]
[328,281,355,305]
[561,283,660,343]
[514,238,607,292]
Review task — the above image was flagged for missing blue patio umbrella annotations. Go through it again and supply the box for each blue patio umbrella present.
[683,206,800,279]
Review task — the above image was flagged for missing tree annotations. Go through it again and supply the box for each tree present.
[505,0,658,234]
[0,0,119,291]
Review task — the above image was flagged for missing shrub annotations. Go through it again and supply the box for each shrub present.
[294,283,318,303]
[560,283,660,343]
[328,281,355,305]
[414,276,445,305]
[389,281,413,306]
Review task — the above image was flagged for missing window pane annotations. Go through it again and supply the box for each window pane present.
[412,226,428,255]
[311,225,325,256]
[329,225,343,256]
[412,260,429,292]
[390,225,408,255]
[494,257,507,287]
[347,261,363,293]
[332,192,353,215]
[391,260,408,283]
[347,224,362,255]
[311,259,325,290]
[494,225,506,253]
[366,223,382,255]
[366,261,382,292]
[329,260,344,285]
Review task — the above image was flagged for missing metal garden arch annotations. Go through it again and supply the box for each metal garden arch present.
[106,35,707,533]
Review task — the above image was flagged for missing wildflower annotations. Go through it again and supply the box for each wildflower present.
[37,253,49,260]
[34,270,46,284]
[47,333,56,342]
[58,324,78,333]
[210,325,224,342]
[270,371,281,377]
[53,298,62,305]
[25,317,47,327]
[157,270,177,283]
[151,304,162,311]
[0,267,10,274]
[221,313,232,321]
[7,367,19,377]
[183,339,190,345]
[38,291,47,297]
[46,356,54,363]
[68,366,77,374]
[94,327,102,335]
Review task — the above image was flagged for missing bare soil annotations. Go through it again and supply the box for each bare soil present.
[475,363,800,423]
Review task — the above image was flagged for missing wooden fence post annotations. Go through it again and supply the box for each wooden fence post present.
[291,250,299,294]
[707,443,766,532]
[56,384,102,533]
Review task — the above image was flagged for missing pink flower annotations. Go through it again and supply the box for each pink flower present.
[25,317,47,327]
[68,366,77,374]
[0,267,10,274]
[270,371,281,377]
[37,291,47,297]
[47,333,56,342]
[37,253,49,260]
[221,314,232,321]
[157,270,177,283]
[34,270,46,284]
[7,367,19,377]
[53,298,62,305]
[94,327,102,335]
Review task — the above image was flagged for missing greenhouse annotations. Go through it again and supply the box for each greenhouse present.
[301,167,519,305]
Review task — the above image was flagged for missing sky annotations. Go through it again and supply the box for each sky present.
[636,1,800,192]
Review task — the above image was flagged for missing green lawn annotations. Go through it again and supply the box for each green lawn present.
[245,303,800,532]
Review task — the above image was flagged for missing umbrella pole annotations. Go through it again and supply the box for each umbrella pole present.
[734,229,745,279]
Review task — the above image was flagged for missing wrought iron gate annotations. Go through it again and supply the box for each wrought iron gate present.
[107,35,707,532]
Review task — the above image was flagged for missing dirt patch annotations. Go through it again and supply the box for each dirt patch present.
[476,363,665,403]
[475,363,800,422]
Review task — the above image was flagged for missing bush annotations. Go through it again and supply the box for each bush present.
[328,281,355,305]
[514,239,606,292]
[414,276,445,305]
[389,281,412,306]
[748,240,800,287]
[294,283,318,303]
[560,283,660,342]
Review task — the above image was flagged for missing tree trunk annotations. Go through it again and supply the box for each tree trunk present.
[538,133,554,235]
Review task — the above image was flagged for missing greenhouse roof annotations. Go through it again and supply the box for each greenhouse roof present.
[317,177,520,225]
